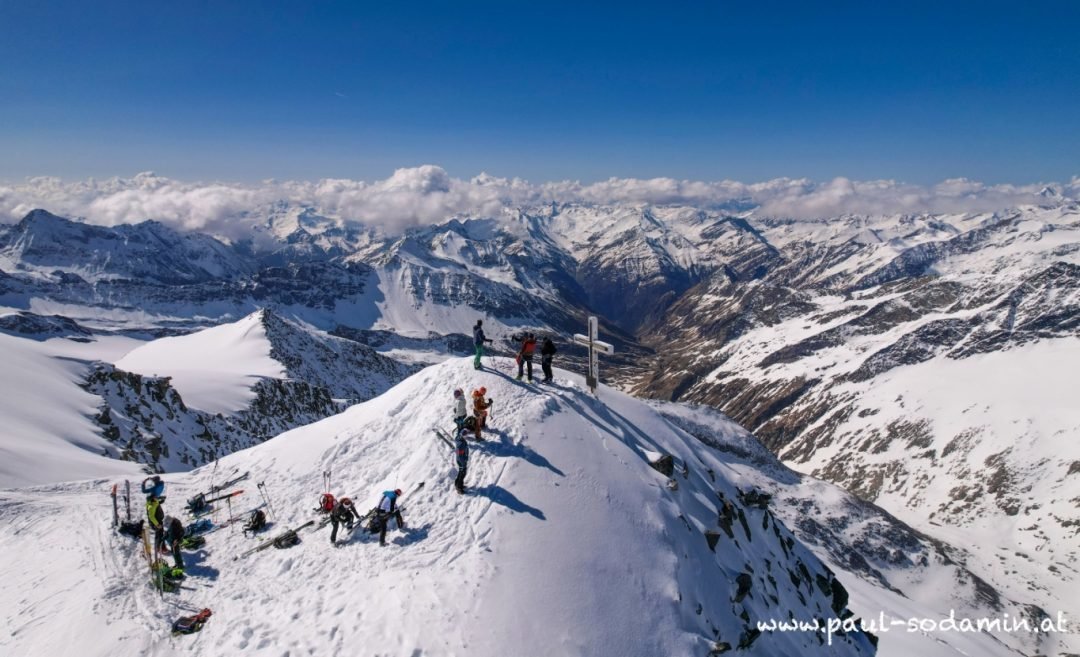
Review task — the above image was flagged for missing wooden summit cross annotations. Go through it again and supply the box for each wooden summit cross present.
[572,316,614,394]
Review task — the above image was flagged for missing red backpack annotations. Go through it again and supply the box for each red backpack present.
[319,493,335,513]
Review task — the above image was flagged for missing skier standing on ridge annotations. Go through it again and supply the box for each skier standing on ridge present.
[161,515,186,570]
[373,489,406,547]
[329,497,361,545]
[453,388,467,432]
[540,336,557,383]
[454,428,470,494]
[473,319,493,370]
[146,493,165,553]
[515,332,538,382]
[472,387,491,441]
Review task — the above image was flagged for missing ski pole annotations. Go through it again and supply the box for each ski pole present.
[258,482,277,522]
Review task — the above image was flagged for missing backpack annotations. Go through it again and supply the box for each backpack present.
[243,509,267,534]
[172,608,212,635]
[463,416,477,431]
[186,493,207,514]
[180,535,206,550]
[273,530,300,549]
[319,493,335,513]
[118,519,143,538]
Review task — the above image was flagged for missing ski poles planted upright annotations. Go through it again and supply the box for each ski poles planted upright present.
[257,481,277,522]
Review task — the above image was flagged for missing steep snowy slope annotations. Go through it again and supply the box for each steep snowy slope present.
[0,333,144,487]
[0,310,420,485]
[1,359,874,657]
[116,311,284,414]
[653,402,1074,657]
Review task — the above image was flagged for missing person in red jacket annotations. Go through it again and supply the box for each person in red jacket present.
[515,332,538,382]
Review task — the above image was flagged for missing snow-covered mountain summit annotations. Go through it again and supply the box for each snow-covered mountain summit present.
[1,358,875,657]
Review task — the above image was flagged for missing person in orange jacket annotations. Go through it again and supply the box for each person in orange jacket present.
[472,387,491,440]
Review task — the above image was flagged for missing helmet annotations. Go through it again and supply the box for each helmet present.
[394,488,402,496]
[479,387,487,395]
[340,497,352,507]
[454,388,463,397]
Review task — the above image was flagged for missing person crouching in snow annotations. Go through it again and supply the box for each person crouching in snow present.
[161,515,186,570]
[374,489,406,547]
[329,497,360,545]
[453,388,467,432]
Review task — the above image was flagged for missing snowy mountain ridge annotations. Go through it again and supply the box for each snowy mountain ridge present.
[1,359,878,657]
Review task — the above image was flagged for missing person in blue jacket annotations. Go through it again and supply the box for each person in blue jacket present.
[473,319,493,370]
[374,489,406,547]
[141,475,164,499]
[454,428,470,494]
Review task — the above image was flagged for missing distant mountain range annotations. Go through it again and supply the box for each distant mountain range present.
[1,200,1077,655]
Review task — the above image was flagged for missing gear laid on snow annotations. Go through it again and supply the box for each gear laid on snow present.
[243,509,267,535]
[172,608,212,635]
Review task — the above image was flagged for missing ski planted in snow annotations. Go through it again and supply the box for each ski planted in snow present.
[124,480,132,522]
[111,484,119,528]
[233,520,316,560]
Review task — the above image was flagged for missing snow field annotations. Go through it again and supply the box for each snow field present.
[2,358,871,657]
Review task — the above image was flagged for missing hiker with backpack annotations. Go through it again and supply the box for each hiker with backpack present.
[515,332,538,382]
[540,336,557,383]
[453,388,467,431]
[454,428,470,494]
[473,319,493,370]
[373,489,406,547]
[471,387,491,440]
[141,475,164,499]
[161,515,186,570]
[329,497,361,545]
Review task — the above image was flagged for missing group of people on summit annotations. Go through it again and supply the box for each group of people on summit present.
[137,319,561,557]
[456,319,559,493]
[472,319,557,383]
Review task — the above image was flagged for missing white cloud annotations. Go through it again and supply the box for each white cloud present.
[0,167,1075,238]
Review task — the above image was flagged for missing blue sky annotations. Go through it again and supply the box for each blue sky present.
[1,1,1077,184]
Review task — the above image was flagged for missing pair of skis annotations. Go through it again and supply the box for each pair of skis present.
[232,520,317,560]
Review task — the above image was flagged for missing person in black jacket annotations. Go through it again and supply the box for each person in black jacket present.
[473,319,493,370]
[540,336,557,383]
[161,515,186,569]
[329,497,361,544]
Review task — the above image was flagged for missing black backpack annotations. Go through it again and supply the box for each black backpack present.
[463,416,477,431]
[243,509,267,534]
[273,530,300,549]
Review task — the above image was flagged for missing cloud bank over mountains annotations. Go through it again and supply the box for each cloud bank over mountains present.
[1,166,1076,238]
